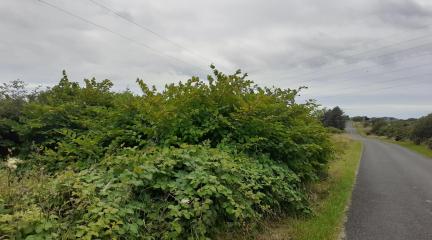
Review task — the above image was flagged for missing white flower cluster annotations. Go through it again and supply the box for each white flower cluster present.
[5,157,22,171]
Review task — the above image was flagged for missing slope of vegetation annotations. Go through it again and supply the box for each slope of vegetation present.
[253,134,362,240]
[352,116,432,158]
[0,67,334,239]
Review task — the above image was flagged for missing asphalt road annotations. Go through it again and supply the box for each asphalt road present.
[344,123,432,240]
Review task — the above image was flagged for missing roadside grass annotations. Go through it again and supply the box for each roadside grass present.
[352,122,432,159]
[380,138,432,158]
[220,134,362,240]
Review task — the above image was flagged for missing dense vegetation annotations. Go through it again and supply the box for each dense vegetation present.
[352,114,432,149]
[0,67,334,239]
[251,135,362,240]
[320,106,347,131]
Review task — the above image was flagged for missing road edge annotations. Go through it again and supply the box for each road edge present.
[338,135,364,240]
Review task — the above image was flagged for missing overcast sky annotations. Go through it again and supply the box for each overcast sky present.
[1,0,432,118]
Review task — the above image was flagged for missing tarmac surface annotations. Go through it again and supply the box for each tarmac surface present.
[345,123,432,240]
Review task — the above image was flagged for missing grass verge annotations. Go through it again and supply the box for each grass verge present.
[252,134,363,240]
[380,138,432,158]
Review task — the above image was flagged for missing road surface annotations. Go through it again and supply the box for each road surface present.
[345,123,432,240]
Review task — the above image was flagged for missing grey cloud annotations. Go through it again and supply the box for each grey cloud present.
[375,0,432,28]
[0,0,431,118]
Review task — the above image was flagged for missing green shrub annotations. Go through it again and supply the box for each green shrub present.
[411,114,432,144]
[368,118,415,141]
[326,127,344,134]
[8,67,331,180]
[1,145,309,239]
[0,80,32,158]
[0,67,333,239]
[426,138,432,150]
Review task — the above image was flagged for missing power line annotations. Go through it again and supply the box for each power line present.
[313,78,431,99]
[330,71,432,92]
[282,41,432,81]
[87,0,213,64]
[340,77,431,95]
[330,31,432,60]
[273,24,432,81]
[36,0,208,73]
[248,24,432,78]
[300,57,432,86]
[313,72,432,97]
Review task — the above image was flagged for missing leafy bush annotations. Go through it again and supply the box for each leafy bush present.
[8,67,332,180]
[1,145,309,239]
[368,117,415,141]
[0,80,35,158]
[0,67,333,239]
[326,127,344,134]
[411,114,432,144]
[365,115,432,145]
[425,138,432,150]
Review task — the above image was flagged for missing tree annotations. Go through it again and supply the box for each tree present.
[0,80,31,158]
[322,106,346,130]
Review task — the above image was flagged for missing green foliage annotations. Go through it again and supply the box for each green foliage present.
[370,119,387,135]
[367,117,424,142]
[350,116,367,122]
[0,67,333,239]
[326,127,344,134]
[425,138,432,150]
[411,114,432,144]
[1,145,308,239]
[321,106,346,130]
[0,80,34,158]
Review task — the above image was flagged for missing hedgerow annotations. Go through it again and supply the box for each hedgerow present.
[0,66,333,239]
[2,145,309,239]
[365,115,432,147]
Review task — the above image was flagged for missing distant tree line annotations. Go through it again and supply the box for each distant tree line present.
[352,114,432,149]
